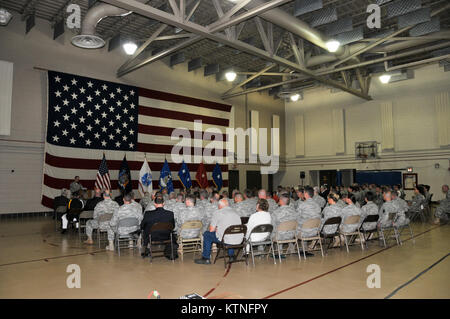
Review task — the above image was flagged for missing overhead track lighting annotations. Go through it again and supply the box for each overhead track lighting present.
[123,42,138,55]
[290,93,300,102]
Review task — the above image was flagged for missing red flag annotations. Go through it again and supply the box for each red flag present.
[196,162,208,189]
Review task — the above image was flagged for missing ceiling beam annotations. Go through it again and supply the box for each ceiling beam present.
[103,0,370,100]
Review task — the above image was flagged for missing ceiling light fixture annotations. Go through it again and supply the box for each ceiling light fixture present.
[123,42,138,55]
[225,70,237,82]
[0,8,13,26]
[325,40,340,53]
[290,94,300,102]
[379,74,391,84]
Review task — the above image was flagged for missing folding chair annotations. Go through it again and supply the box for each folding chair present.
[78,210,94,241]
[378,212,399,247]
[97,213,113,248]
[393,218,414,245]
[246,224,275,266]
[148,222,175,263]
[270,220,301,263]
[213,225,247,268]
[318,216,342,253]
[339,215,364,253]
[240,217,249,225]
[297,218,323,259]
[54,206,67,231]
[177,220,203,261]
[410,202,427,223]
[115,217,140,256]
[359,214,381,248]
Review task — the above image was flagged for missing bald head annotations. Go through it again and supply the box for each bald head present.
[218,198,229,209]
[258,189,267,199]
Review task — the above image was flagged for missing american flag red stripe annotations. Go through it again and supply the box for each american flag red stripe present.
[42,71,231,209]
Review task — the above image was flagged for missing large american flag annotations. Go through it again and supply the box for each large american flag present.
[41,71,230,208]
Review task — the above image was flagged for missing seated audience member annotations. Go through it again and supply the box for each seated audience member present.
[140,192,152,211]
[140,195,177,259]
[378,190,397,228]
[312,186,326,209]
[84,188,103,211]
[194,199,242,265]
[407,185,426,218]
[320,193,343,237]
[108,193,144,251]
[320,185,329,199]
[201,196,219,233]
[54,188,70,220]
[297,187,321,235]
[359,191,379,231]
[84,190,119,246]
[340,193,362,233]
[128,191,143,215]
[114,190,125,206]
[391,191,409,227]
[272,193,298,243]
[258,189,277,212]
[434,184,450,225]
[245,199,271,253]
[177,195,206,239]
[232,192,249,217]
[61,191,84,234]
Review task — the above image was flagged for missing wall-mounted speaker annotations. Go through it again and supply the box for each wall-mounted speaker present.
[300,171,306,179]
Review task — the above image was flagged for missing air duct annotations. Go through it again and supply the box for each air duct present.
[71,1,147,49]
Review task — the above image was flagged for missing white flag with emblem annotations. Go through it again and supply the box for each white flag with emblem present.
[139,158,152,197]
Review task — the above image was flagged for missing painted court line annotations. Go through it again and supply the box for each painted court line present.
[204,263,233,298]
[262,225,440,299]
[384,252,449,299]
[0,250,105,267]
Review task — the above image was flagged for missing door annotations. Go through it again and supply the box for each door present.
[228,170,239,192]
[246,170,262,190]
[268,174,273,193]
[319,170,337,187]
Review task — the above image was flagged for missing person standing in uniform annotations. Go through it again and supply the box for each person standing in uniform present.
[84,190,119,246]
[70,176,84,195]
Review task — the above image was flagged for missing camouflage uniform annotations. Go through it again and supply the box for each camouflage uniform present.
[297,198,321,237]
[271,205,298,240]
[242,198,257,217]
[313,195,326,209]
[85,198,119,239]
[321,204,342,235]
[110,203,143,239]
[171,202,186,233]
[374,193,384,209]
[359,201,379,231]
[177,206,205,239]
[202,202,219,233]
[435,190,450,220]
[267,198,278,213]
[379,200,397,228]
[391,198,410,226]
[140,195,152,211]
[408,194,425,214]
[232,201,251,217]
[145,201,156,212]
[340,204,362,233]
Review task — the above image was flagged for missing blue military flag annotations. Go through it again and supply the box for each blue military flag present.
[118,155,132,193]
[159,159,174,194]
[178,160,192,189]
[212,163,223,190]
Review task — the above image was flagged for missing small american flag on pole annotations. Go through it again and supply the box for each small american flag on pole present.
[95,154,111,190]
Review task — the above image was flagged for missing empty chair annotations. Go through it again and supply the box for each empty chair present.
[115,217,141,256]
[359,214,380,248]
[270,220,301,263]
[246,224,275,266]
[319,216,342,251]
[297,218,323,259]
[339,215,364,253]
[54,206,67,231]
[148,222,175,263]
[78,210,94,241]
[213,225,247,268]
[97,213,113,248]
[178,220,203,261]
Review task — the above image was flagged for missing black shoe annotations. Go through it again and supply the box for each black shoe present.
[304,252,314,257]
[194,257,211,265]
[61,229,67,234]
[141,248,150,258]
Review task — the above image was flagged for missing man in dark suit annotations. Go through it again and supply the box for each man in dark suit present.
[84,188,103,211]
[140,194,177,259]
[61,191,84,234]
[53,188,70,220]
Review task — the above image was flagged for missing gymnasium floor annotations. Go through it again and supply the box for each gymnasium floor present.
[0,216,448,299]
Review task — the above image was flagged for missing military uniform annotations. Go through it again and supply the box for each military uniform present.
[271,205,298,240]
[110,202,143,238]
[170,202,186,232]
[267,198,278,213]
[177,206,205,239]
[435,190,450,221]
[374,193,384,209]
[340,204,362,233]
[201,201,219,233]
[140,195,152,211]
[359,201,379,230]
[391,198,409,226]
[85,198,119,239]
[408,193,425,214]
[232,201,251,217]
[242,198,257,217]
[145,201,156,212]
[312,195,326,209]
[297,198,321,237]
[321,204,342,235]
[378,200,397,227]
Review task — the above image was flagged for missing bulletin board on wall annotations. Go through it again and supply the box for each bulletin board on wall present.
[355,171,402,186]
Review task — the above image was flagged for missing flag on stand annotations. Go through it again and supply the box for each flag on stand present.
[196,162,208,189]
[139,157,152,197]
[118,155,132,194]
[95,154,111,191]
[159,159,174,194]
[178,160,192,189]
[212,163,223,191]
